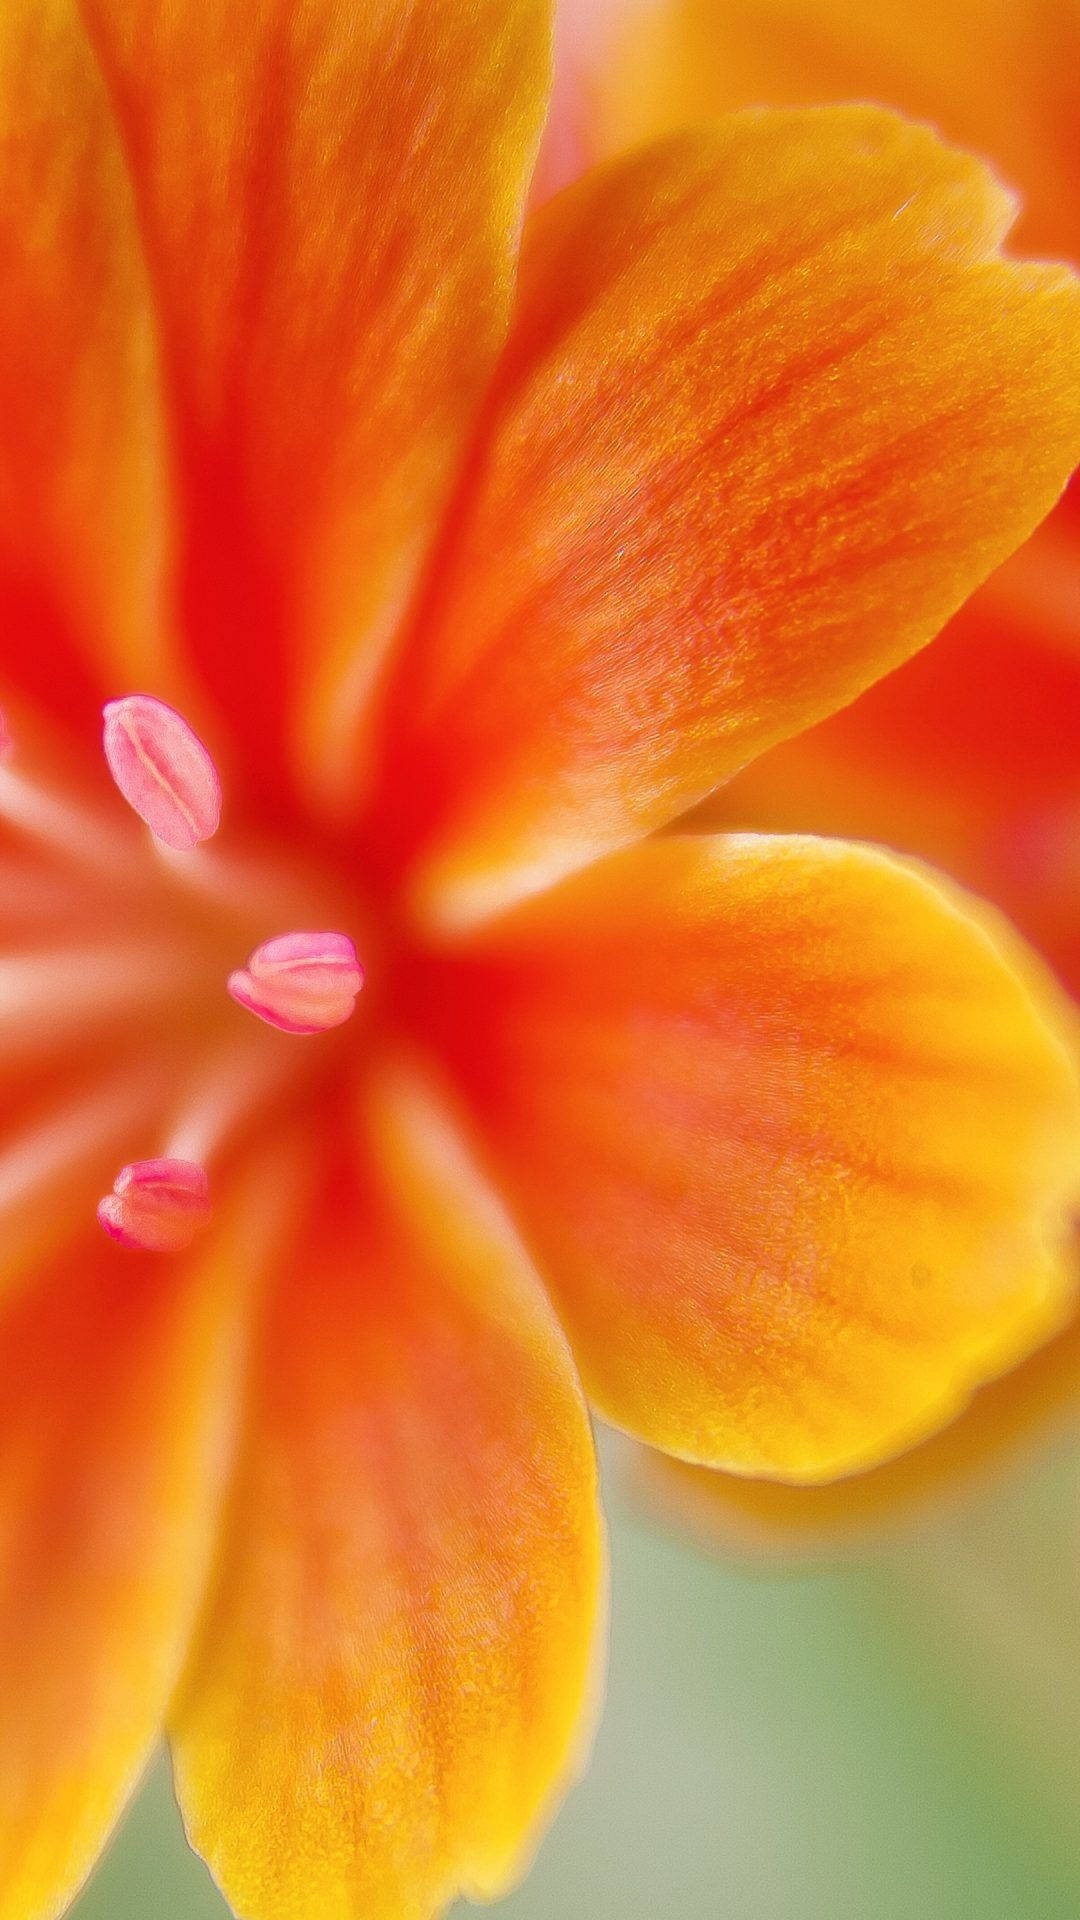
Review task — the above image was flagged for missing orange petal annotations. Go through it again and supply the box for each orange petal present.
[369,108,1080,930]
[632,1302,1080,1563]
[598,0,1080,263]
[417,835,1080,1480]
[0,0,168,730]
[81,0,551,815]
[170,1072,603,1920]
[0,1189,253,1919]
[689,514,1080,998]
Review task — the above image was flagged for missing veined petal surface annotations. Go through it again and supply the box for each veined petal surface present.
[0,1201,250,1920]
[420,835,1080,1480]
[370,108,1080,929]
[80,0,552,812]
[171,1077,602,1920]
[0,0,168,726]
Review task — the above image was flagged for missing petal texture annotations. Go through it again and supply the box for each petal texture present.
[371,108,1080,929]
[171,1076,602,1920]
[0,0,168,728]
[420,835,1080,1479]
[634,1307,1080,1562]
[0,1199,250,1920]
[81,0,552,811]
[599,0,1080,262]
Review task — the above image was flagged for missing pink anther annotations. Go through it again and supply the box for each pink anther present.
[102,694,222,850]
[227,930,363,1034]
[97,1157,212,1253]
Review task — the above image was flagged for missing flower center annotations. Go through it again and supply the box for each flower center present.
[0,695,366,1254]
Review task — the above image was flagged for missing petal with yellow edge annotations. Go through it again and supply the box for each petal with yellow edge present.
[370,107,1080,930]
[689,572,1080,998]
[418,835,1080,1481]
[598,0,1080,263]
[0,1197,251,1920]
[81,0,552,813]
[170,1072,603,1920]
[0,0,168,728]
[632,1303,1080,1565]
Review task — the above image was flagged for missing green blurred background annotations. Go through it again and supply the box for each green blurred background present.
[73,1434,1080,1920]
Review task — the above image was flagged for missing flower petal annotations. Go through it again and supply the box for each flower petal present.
[690,564,1080,1000]
[82,0,552,814]
[418,834,1080,1480]
[598,0,1080,262]
[0,1192,252,1919]
[0,0,168,728]
[170,1072,603,1920]
[370,108,1080,929]
[632,1305,1080,1563]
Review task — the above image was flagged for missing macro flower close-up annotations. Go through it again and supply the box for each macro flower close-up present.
[4,5,1080,1920]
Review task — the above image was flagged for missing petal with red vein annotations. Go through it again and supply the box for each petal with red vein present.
[0,0,168,730]
[372,109,1080,928]
[81,0,552,816]
[170,1073,602,1920]
[422,834,1080,1480]
[0,1193,250,1920]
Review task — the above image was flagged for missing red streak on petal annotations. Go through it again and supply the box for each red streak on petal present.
[97,1157,212,1254]
[102,695,222,850]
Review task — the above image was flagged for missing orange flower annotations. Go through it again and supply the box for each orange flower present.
[586,0,1080,1554]
[2,4,1080,1916]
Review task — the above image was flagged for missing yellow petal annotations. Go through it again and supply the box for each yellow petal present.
[417,834,1080,1480]
[171,1071,603,1920]
[0,1184,254,1920]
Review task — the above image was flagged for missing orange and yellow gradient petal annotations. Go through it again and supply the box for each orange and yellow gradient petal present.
[0,0,170,728]
[369,107,1080,931]
[597,0,1080,263]
[590,0,1080,1004]
[170,1076,603,1920]
[73,0,552,817]
[694,595,1080,999]
[633,1306,1080,1563]
[415,835,1080,1481]
[0,1193,254,1920]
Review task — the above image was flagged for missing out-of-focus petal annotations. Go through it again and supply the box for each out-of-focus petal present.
[81,0,552,816]
[531,0,632,206]
[0,1183,255,1920]
[369,108,1080,930]
[0,0,169,729]
[418,834,1080,1481]
[170,1073,603,1920]
[597,0,1080,263]
[633,1306,1080,1563]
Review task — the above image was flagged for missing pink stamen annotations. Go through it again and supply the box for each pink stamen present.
[227,930,363,1034]
[102,694,222,850]
[97,1157,212,1253]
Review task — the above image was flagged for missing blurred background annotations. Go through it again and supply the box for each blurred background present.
[74,1427,1080,1920]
